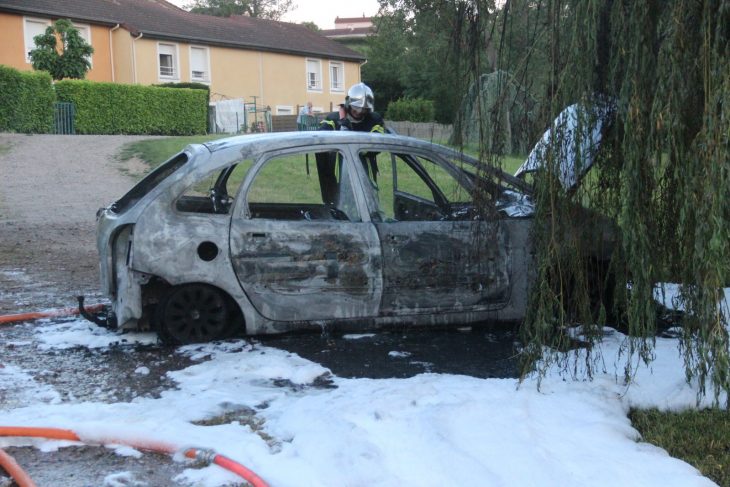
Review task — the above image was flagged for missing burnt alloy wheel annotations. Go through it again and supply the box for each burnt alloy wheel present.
[156,284,232,345]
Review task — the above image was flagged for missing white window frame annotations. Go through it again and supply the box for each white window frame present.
[276,105,294,115]
[71,22,92,67]
[329,61,344,93]
[23,17,51,63]
[158,42,180,81]
[189,45,210,83]
[306,58,322,92]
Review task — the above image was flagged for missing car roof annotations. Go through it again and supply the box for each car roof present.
[200,131,532,194]
[203,131,435,153]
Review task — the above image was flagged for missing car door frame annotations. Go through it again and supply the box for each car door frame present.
[227,143,383,322]
[349,143,513,316]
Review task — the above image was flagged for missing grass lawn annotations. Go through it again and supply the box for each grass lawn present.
[117,135,227,167]
[117,133,526,175]
[630,408,730,486]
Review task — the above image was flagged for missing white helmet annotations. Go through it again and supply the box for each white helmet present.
[345,83,374,111]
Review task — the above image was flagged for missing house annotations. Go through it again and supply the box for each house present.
[322,15,375,40]
[321,15,375,56]
[0,0,366,115]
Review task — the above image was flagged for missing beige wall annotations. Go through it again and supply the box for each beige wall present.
[130,37,362,112]
[111,28,134,84]
[86,24,112,82]
[0,12,27,69]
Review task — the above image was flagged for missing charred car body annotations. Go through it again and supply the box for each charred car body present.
[96,129,612,344]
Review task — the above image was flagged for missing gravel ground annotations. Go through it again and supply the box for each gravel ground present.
[0,133,196,486]
[0,133,152,313]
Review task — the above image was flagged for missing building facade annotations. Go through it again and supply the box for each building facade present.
[0,0,366,114]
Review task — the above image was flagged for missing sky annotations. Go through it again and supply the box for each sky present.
[167,0,382,29]
[1,286,728,486]
[281,0,381,29]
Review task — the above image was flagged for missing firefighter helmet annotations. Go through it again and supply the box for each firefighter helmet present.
[345,83,375,111]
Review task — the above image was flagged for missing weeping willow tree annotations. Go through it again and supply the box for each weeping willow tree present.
[428,0,729,404]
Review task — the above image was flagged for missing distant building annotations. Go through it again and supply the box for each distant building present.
[321,15,375,54]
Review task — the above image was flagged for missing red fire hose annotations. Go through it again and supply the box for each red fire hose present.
[0,426,268,487]
[0,448,37,487]
[0,304,105,325]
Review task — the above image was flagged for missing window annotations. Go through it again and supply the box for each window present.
[176,160,254,214]
[306,59,322,91]
[24,17,50,63]
[72,23,92,66]
[361,150,472,222]
[247,150,360,222]
[158,43,178,79]
[190,46,209,82]
[329,62,344,92]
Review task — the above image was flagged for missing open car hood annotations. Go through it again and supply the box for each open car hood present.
[515,97,616,190]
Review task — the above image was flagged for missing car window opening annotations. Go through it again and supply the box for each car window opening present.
[247,150,361,222]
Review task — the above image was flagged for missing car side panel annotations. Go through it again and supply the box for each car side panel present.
[376,220,512,314]
[229,219,383,322]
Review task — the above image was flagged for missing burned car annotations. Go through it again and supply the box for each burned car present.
[95,130,611,344]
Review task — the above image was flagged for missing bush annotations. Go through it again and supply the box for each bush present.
[385,98,435,123]
[0,65,54,133]
[54,80,208,135]
[156,82,210,101]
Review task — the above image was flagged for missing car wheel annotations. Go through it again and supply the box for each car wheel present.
[156,284,233,345]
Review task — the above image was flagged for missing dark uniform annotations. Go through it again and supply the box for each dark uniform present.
[316,108,386,204]
[319,109,386,134]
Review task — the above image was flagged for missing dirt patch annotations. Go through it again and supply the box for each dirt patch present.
[0,133,157,313]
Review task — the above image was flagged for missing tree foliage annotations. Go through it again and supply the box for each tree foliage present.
[370,0,729,405]
[299,21,321,32]
[186,0,293,19]
[519,0,729,406]
[365,1,500,123]
[29,19,94,81]
[362,11,407,115]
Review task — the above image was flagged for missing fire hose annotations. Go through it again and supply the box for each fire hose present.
[0,300,105,326]
[0,426,269,487]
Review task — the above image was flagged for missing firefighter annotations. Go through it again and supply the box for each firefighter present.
[317,83,385,205]
[320,82,385,134]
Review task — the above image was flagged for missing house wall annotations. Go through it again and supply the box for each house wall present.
[335,18,373,29]
[0,12,27,69]
[0,12,113,81]
[111,28,134,84]
[86,24,112,82]
[131,37,361,113]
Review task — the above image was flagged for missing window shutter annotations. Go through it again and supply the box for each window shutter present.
[191,47,207,80]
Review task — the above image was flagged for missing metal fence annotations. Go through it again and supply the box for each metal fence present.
[53,102,75,134]
[297,114,324,131]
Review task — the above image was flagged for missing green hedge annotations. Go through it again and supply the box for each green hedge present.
[385,98,436,123]
[156,81,210,96]
[0,65,54,133]
[55,80,207,135]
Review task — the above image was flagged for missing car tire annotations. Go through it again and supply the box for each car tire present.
[155,284,236,345]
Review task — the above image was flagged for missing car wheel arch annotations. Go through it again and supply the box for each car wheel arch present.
[147,280,246,344]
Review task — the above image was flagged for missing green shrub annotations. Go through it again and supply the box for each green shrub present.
[385,98,435,123]
[54,80,207,135]
[0,65,54,133]
[156,81,210,95]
